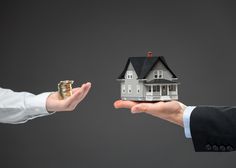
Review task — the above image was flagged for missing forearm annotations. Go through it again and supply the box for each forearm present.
[190,106,236,152]
[0,88,51,124]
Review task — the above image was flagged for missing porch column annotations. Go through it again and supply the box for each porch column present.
[159,84,162,96]
[176,84,178,95]
[167,85,169,96]
[151,85,153,94]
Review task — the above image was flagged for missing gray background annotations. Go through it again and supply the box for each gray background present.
[0,0,236,167]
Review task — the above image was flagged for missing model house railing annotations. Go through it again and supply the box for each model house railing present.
[146,91,177,96]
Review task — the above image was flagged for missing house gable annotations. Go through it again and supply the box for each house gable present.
[121,62,144,99]
[125,62,138,79]
[118,57,146,79]
[145,61,173,81]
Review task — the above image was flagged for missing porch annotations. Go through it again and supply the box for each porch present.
[144,84,178,101]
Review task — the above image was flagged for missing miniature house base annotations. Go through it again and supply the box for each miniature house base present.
[117,52,179,101]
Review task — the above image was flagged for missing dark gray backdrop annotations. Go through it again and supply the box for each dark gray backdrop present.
[0,0,236,167]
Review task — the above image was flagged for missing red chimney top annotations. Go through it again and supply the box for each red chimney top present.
[147,51,153,58]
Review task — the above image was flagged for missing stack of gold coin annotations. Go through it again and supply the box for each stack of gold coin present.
[58,80,74,99]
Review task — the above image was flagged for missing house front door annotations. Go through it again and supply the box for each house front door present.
[162,85,167,96]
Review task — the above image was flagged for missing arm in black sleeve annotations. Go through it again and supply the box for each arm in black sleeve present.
[190,106,236,152]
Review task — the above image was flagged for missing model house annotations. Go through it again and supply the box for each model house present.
[117,52,179,101]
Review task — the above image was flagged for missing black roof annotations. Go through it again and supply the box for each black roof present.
[144,79,177,84]
[118,56,177,79]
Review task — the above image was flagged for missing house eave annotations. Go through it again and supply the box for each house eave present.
[116,79,125,81]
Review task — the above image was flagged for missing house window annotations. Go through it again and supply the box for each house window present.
[158,70,163,78]
[128,85,132,93]
[127,71,133,79]
[147,86,151,92]
[169,85,176,91]
[153,70,163,79]
[122,85,126,93]
[153,85,157,92]
[136,85,140,93]
[153,71,158,79]
[153,85,160,92]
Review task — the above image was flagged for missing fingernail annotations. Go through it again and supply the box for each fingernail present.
[87,82,91,86]
[131,108,137,113]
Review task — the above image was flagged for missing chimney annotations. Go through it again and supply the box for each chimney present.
[147,51,153,58]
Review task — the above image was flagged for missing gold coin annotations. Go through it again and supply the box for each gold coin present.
[58,80,74,99]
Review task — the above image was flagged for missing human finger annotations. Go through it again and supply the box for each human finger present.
[131,102,165,114]
[62,83,87,110]
[78,82,91,101]
[68,82,91,108]
[113,100,138,109]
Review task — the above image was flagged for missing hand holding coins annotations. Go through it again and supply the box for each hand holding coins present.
[58,80,74,99]
[46,81,91,112]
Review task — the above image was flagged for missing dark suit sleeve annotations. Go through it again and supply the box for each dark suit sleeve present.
[190,106,236,152]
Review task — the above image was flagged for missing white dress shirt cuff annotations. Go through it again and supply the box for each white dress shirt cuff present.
[25,92,52,118]
[183,106,196,138]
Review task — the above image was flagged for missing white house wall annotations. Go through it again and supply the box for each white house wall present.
[121,63,144,100]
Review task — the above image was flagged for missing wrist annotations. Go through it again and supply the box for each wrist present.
[46,92,56,113]
[173,102,186,127]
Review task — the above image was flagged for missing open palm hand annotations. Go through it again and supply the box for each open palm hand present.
[114,100,186,127]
